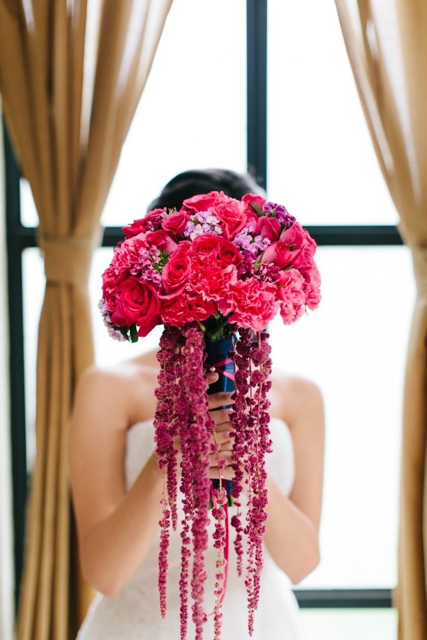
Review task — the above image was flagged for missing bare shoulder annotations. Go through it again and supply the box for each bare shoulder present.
[73,364,131,419]
[68,359,157,548]
[72,359,157,431]
[271,372,325,431]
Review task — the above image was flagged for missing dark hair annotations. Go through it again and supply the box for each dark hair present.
[146,168,266,212]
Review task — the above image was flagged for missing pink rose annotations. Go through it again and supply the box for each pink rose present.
[162,210,189,235]
[292,245,315,274]
[213,193,247,240]
[160,286,217,325]
[261,240,302,268]
[217,278,279,332]
[122,208,166,237]
[180,192,218,214]
[302,228,318,256]
[277,269,306,325]
[279,222,306,248]
[255,216,281,241]
[281,222,317,256]
[181,191,247,240]
[160,254,192,298]
[110,276,161,337]
[145,230,178,254]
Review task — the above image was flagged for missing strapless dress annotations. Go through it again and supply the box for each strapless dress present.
[76,415,304,639]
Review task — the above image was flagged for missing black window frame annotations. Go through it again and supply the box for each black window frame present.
[4,0,399,616]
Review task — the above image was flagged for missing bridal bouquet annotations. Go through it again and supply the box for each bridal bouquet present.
[99,190,321,640]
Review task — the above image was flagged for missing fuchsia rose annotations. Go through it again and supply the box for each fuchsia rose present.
[255,216,281,241]
[263,221,318,270]
[276,269,306,325]
[171,240,192,258]
[122,208,167,237]
[241,192,267,221]
[191,234,223,256]
[109,276,161,337]
[218,239,242,267]
[261,240,302,268]
[191,234,242,267]
[160,253,192,298]
[160,287,217,325]
[217,278,279,332]
[145,230,178,254]
[162,210,189,235]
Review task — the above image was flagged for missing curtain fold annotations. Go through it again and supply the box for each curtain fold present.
[0,1,173,638]
[334,1,427,638]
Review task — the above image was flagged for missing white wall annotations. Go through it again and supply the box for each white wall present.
[0,104,15,639]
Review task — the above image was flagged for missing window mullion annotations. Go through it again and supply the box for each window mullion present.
[247,0,268,190]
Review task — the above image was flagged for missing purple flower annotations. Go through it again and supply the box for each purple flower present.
[184,209,223,240]
[233,223,272,260]
[263,201,296,228]
[98,298,127,342]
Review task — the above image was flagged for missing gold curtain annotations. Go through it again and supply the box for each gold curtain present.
[0,0,173,637]
[334,1,427,637]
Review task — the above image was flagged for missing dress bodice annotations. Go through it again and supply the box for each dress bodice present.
[76,415,303,640]
[125,414,296,496]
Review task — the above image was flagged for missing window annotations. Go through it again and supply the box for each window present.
[5,0,406,619]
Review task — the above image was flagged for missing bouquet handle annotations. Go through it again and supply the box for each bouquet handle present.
[205,332,238,505]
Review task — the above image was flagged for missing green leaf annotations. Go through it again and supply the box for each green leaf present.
[250,201,265,217]
[118,327,130,342]
[129,324,139,343]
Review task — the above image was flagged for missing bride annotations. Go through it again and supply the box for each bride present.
[70,168,325,639]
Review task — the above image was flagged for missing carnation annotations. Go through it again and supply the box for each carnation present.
[110,233,148,275]
[303,262,322,310]
[189,257,238,302]
[160,287,217,325]
[277,269,306,325]
[217,278,279,332]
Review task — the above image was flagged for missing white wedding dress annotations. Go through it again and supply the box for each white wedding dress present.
[76,415,304,639]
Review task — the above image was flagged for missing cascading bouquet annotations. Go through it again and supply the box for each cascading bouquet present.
[99,190,321,640]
